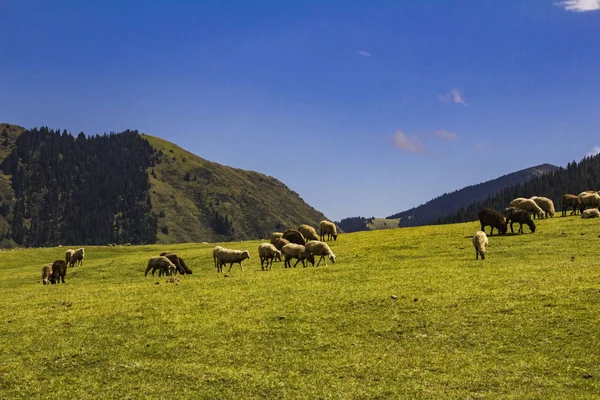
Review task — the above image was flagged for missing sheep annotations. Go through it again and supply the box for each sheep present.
[578,192,600,212]
[297,224,319,242]
[159,252,193,275]
[41,263,53,285]
[283,229,306,245]
[509,198,528,207]
[514,199,545,219]
[70,248,85,268]
[281,243,315,268]
[305,240,336,266]
[505,207,536,234]
[478,208,507,235]
[65,249,75,265]
[472,231,488,260]
[270,232,283,245]
[579,190,597,197]
[258,243,282,271]
[51,260,67,284]
[581,208,600,218]
[530,196,555,218]
[212,246,224,269]
[272,237,290,253]
[145,256,176,277]
[561,194,582,216]
[319,220,338,241]
[215,249,251,273]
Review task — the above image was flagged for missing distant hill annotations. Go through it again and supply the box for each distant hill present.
[388,164,558,227]
[437,155,600,225]
[0,124,327,247]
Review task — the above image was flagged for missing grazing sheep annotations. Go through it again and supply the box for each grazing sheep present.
[561,194,582,216]
[578,190,597,197]
[478,208,507,235]
[283,229,306,245]
[270,232,283,245]
[65,249,75,265]
[514,199,545,219]
[531,196,555,218]
[258,243,282,270]
[319,220,338,241]
[215,249,251,273]
[298,224,319,242]
[212,246,224,269]
[41,263,53,285]
[51,260,68,284]
[509,198,528,208]
[578,192,600,212]
[145,256,176,277]
[581,208,600,218]
[505,207,536,234]
[305,240,336,266]
[272,237,290,253]
[472,231,488,260]
[281,243,315,268]
[159,252,193,275]
[70,248,85,267]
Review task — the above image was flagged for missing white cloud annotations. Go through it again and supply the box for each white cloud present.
[439,89,468,106]
[392,130,425,153]
[586,145,600,157]
[357,51,371,56]
[433,129,457,141]
[556,0,600,12]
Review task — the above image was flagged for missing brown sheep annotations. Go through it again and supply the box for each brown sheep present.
[505,207,536,234]
[51,260,68,284]
[270,232,283,245]
[159,252,193,275]
[478,208,507,235]
[562,194,582,216]
[69,248,85,268]
[272,237,290,253]
[283,229,306,245]
[41,263,53,285]
[298,224,319,242]
[319,220,338,241]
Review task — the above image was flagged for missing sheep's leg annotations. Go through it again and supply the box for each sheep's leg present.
[240,262,244,272]
[293,259,300,268]
[227,262,234,273]
[476,250,479,260]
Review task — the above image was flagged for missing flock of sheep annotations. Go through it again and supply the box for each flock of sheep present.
[212,220,338,273]
[40,221,339,284]
[472,191,600,260]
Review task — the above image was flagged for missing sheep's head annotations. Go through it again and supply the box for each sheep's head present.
[275,250,282,262]
[333,234,338,241]
[242,250,250,260]
[307,253,315,266]
[328,253,336,264]
[528,221,536,233]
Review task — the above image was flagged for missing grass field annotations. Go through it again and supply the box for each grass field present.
[1,215,599,399]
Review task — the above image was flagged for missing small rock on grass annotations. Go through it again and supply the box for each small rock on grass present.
[391,295,398,300]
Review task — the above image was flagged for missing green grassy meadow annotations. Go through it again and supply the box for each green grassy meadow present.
[1,215,600,399]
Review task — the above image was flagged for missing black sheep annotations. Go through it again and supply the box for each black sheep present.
[478,208,507,235]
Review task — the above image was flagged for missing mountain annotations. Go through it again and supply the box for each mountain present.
[437,155,600,225]
[0,124,327,247]
[388,163,558,227]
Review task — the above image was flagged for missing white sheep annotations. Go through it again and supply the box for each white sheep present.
[514,199,545,219]
[65,249,75,265]
[319,220,338,241]
[305,240,336,266]
[258,243,282,271]
[281,243,315,268]
[581,208,600,218]
[216,248,251,273]
[270,232,283,244]
[530,196,555,218]
[212,245,224,269]
[145,256,177,277]
[472,231,488,260]
[509,198,528,208]
[578,193,600,211]
[41,263,53,285]
[298,224,319,242]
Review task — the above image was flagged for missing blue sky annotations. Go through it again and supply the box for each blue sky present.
[1,0,599,221]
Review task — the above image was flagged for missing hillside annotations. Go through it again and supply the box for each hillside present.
[0,124,327,246]
[2,216,599,397]
[438,154,600,224]
[389,163,558,227]
[143,134,327,243]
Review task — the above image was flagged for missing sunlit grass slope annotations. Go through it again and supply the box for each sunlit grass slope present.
[1,215,599,399]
